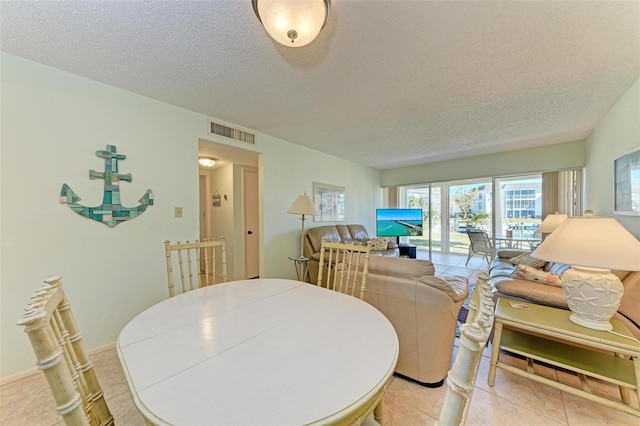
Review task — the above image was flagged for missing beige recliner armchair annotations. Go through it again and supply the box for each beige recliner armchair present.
[362,256,469,386]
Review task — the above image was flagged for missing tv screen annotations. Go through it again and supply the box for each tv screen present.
[376,208,423,237]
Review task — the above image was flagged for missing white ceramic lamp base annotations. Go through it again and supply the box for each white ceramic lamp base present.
[561,267,624,331]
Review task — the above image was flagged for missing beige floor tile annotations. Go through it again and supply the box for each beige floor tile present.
[386,375,448,420]
[474,356,567,422]
[382,392,436,426]
[556,369,640,410]
[0,384,58,426]
[562,391,639,426]
[465,387,566,426]
[92,347,130,400]
[107,390,146,426]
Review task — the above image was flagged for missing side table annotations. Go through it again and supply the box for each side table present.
[288,256,310,282]
[489,297,640,418]
[398,244,417,259]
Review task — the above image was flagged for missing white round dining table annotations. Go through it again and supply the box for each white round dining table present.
[117,278,399,425]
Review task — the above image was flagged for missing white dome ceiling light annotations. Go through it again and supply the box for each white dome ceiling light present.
[198,156,218,168]
[252,0,331,47]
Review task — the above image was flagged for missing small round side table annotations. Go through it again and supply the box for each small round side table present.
[288,256,310,282]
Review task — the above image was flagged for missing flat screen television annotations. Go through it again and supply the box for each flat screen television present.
[376,208,423,238]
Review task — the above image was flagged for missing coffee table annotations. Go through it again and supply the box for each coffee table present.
[488,297,640,417]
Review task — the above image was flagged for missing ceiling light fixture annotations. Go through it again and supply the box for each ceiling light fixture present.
[252,0,331,47]
[198,156,218,168]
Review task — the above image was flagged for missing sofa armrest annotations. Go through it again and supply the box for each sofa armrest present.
[497,248,530,259]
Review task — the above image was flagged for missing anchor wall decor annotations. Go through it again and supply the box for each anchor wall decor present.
[60,145,154,227]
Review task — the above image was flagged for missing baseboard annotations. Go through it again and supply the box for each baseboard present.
[0,342,115,386]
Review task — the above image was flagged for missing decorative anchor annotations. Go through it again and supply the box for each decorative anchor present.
[60,145,154,227]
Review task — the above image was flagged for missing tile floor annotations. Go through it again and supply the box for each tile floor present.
[1,253,638,425]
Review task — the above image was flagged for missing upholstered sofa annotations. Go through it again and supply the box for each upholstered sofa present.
[489,248,640,340]
[304,224,397,284]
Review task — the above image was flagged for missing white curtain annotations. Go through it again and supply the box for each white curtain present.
[541,169,582,218]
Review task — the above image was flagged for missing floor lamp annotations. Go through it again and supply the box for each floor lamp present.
[287,193,319,259]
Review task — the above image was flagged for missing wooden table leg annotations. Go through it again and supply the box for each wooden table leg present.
[373,401,384,425]
[488,321,503,387]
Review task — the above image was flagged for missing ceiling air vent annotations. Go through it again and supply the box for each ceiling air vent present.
[208,120,255,145]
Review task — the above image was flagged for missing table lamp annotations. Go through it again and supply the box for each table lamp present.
[532,216,640,331]
[534,213,567,242]
[287,193,319,258]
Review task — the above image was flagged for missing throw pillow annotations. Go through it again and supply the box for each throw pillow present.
[369,237,389,251]
[509,252,547,269]
[546,262,571,276]
[510,264,562,286]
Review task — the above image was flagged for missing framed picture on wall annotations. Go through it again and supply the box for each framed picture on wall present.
[614,147,640,216]
[313,182,345,222]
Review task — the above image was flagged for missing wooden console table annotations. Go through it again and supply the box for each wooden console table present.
[489,297,640,418]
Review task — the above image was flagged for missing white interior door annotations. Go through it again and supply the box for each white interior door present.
[244,169,259,279]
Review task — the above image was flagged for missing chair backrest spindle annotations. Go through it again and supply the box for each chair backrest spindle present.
[317,237,371,300]
[17,276,114,426]
[165,238,228,297]
[436,272,495,426]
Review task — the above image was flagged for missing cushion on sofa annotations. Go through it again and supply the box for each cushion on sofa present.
[544,262,572,276]
[307,226,342,253]
[509,252,547,269]
[369,237,389,251]
[493,276,568,308]
[347,224,370,241]
[335,225,353,243]
[510,264,562,286]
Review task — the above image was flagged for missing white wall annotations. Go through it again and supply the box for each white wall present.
[209,164,237,279]
[260,132,383,278]
[0,53,382,378]
[585,78,640,238]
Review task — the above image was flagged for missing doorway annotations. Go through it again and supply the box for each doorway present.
[199,139,261,280]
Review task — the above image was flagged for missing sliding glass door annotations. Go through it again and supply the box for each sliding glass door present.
[492,175,542,249]
[448,179,492,254]
[395,169,580,258]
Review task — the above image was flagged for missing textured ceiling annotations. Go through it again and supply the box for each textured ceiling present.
[1,1,639,170]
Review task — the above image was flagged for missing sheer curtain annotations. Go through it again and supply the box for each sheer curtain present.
[541,169,582,218]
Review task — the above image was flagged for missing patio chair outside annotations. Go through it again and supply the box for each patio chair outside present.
[465,229,494,266]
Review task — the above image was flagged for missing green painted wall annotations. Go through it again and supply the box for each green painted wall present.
[0,53,382,378]
[585,78,640,238]
[381,140,585,187]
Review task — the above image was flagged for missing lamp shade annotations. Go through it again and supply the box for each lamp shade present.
[287,194,319,216]
[253,0,330,47]
[532,217,640,271]
[535,213,567,234]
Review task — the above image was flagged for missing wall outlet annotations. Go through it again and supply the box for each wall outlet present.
[174,207,183,218]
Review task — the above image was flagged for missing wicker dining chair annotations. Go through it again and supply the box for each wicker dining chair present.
[317,237,372,300]
[17,276,114,426]
[164,238,228,297]
[436,272,495,426]
[465,229,495,266]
